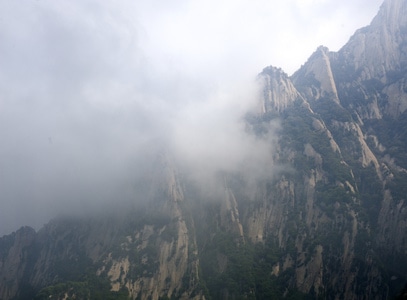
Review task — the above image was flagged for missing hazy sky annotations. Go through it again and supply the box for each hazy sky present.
[0,0,383,236]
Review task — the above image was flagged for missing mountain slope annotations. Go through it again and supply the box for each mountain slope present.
[1,0,407,299]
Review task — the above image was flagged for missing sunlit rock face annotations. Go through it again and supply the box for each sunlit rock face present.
[330,0,407,119]
[292,46,340,104]
[339,0,407,82]
[1,0,407,299]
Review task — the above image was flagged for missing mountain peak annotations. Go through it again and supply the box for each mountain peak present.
[338,0,407,83]
[259,66,303,113]
[291,45,340,104]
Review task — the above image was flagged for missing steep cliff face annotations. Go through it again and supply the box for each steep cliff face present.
[292,46,340,104]
[197,0,407,297]
[330,0,407,119]
[0,154,204,300]
[338,0,407,84]
[249,0,407,297]
[1,0,407,299]
[0,226,36,299]
[261,67,304,113]
[329,0,407,256]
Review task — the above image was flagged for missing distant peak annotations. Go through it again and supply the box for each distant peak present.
[261,66,288,78]
[306,46,330,62]
[316,45,329,53]
[260,66,302,113]
[291,45,339,104]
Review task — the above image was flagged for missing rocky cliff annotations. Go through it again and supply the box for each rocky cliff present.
[1,0,407,299]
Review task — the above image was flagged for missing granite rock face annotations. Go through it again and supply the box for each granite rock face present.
[1,0,407,299]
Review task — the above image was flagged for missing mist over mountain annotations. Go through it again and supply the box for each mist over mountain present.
[0,0,283,236]
[1,0,407,299]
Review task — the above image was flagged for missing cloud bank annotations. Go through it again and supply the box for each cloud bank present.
[0,0,382,235]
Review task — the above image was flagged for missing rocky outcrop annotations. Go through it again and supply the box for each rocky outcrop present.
[0,226,36,300]
[107,153,202,299]
[330,0,407,119]
[0,154,204,300]
[339,0,407,83]
[292,46,340,104]
[260,66,303,113]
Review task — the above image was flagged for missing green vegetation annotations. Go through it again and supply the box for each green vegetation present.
[195,218,312,300]
[315,184,352,217]
[34,281,90,300]
[386,172,407,202]
[312,98,353,123]
[52,253,93,282]
[366,112,407,169]
[34,276,129,300]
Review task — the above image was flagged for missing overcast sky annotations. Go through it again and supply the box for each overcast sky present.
[0,0,383,236]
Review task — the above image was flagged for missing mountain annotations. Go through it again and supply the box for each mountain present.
[1,0,407,299]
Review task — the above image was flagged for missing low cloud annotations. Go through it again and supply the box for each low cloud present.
[0,0,382,235]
